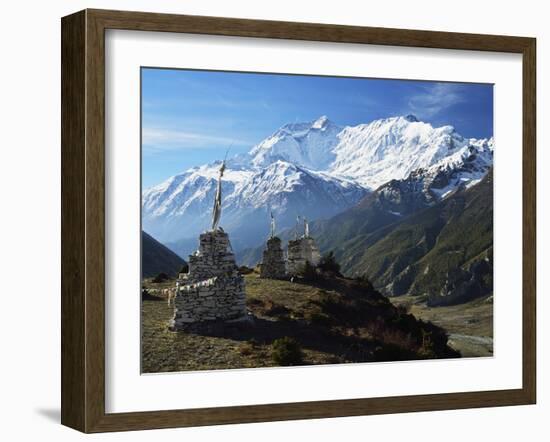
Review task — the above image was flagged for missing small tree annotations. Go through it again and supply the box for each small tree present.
[317,251,341,275]
[297,260,318,281]
[238,265,254,275]
[355,274,374,291]
[152,272,170,283]
[271,337,303,366]
[179,263,189,274]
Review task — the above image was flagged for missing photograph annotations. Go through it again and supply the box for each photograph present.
[1,0,542,437]
[140,68,494,373]
[0,0,543,437]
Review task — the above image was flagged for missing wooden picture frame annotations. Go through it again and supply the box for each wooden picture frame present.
[61,8,536,433]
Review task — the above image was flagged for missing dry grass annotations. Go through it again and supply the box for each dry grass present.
[141,275,340,372]
[141,274,460,373]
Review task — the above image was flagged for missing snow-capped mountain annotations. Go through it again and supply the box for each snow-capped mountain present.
[374,136,494,214]
[246,114,493,190]
[142,114,493,256]
[329,115,492,189]
[248,116,342,170]
[143,159,366,251]
[142,164,253,243]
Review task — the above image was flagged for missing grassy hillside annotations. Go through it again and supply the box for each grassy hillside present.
[311,171,493,305]
[142,231,186,278]
[142,272,459,373]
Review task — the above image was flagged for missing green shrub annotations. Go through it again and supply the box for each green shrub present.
[417,329,437,359]
[317,251,341,275]
[316,292,343,315]
[239,340,258,356]
[152,272,170,283]
[264,300,290,318]
[179,263,189,274]
[271,337,303,366]
[246,297,264,308]
[297,260,318,281]
[395,303,411,315]
[354,275,374,291]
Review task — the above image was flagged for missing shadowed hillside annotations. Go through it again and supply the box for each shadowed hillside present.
[142,231,186,278]
[329,170,493,304]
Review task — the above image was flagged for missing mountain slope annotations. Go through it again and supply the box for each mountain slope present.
[241,170,493,307]
[142,231,186,278]
[317,135,493,248]
[238,150,493,271]
[324,170,494,304]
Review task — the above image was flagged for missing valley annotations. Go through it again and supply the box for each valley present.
[389,294,493,357]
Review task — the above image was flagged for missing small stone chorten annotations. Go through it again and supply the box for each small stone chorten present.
[287,216,321,276]
[171,157,247,330]
[260,237,287,279]
[260,212,286,279]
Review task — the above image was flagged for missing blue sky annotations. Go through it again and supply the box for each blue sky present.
[142,68,493,188]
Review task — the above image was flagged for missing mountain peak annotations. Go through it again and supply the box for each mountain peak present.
[249,116,341,171]
[404,114,419,123]
[278,115,333,133]
[312,115,330,129]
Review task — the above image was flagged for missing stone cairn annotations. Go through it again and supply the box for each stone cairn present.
[287,236,321,276]
[170,229,247,331]
[260,236,287,279]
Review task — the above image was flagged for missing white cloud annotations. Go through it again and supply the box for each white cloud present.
[407,83,466,118]
[142,128,250,154]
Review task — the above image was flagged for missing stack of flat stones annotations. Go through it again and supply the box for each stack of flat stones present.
[286,236,321,276]
[171,230,247,331]
[259,236,287,279]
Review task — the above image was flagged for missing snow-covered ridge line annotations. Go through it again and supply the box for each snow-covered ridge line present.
[224,114,492,190]
[144,114,493,194]
[142,114,493,249]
